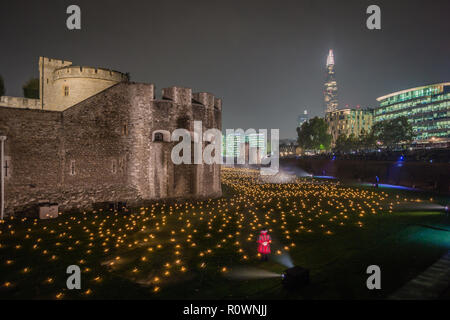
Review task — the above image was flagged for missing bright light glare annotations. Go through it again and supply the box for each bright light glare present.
[224,267,281,280]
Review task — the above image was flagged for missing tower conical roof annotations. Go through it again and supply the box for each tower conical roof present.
[326,49,335,66]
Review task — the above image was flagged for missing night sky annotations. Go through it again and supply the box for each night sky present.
[1,0,449,138]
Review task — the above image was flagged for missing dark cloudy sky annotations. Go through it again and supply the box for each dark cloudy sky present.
[1,0,449,138]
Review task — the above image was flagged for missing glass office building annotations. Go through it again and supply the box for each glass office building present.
[223,132,242,158]
[375,82,450,143]
[222,132,267,159]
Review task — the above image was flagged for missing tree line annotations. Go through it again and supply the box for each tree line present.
[297,116,414,152]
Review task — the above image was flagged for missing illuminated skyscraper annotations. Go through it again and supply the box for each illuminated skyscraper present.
[324,49,338,113]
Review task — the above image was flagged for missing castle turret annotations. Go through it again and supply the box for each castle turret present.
[214,97,222,111]
[39,57,128,111]
[39,57,73,109]
[192,92,215,108]
[162,86,192,105]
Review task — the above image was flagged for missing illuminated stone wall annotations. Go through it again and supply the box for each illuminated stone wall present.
[49,65,128,111]
[0,82,222,215]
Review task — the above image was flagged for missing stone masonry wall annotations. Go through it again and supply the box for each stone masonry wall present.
[60,82,139,209]
[0,82,222,215]
[0,107,62,213]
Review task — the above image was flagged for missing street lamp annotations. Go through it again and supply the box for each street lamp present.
[0,135,6,220]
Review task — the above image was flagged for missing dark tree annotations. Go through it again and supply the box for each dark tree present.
[334,134,348,153]
[0,75,5,96]
[22,78,39,99]
[358,129,377,151]
[297,117,332,151]
[334,133,359,153]
[372,116,414,149]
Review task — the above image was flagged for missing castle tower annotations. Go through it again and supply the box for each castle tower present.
[39,57,73,109]
[39,57,129,111]
[323,49,338,113]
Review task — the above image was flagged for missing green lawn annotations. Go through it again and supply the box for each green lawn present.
[0,168,449,299]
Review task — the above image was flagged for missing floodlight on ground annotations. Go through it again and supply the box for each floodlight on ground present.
[281,266,310,289]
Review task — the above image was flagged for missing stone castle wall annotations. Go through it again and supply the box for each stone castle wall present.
[41,58,128,111]
[39,57,73,110]
[0,107,63,211]
[0,96,40,109]
[0,57,128,112]
[59,83,139,208]
[50,76,124,111]
[0,81,222,215]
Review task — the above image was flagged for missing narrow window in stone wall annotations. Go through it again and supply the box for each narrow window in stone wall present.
[154,132,164,142]
[112,159,117,174]
[63,85,69,97]
[4,157,11,180]
[119,156,126,173]
[4,159,8,177]
[122,123,128,136]
[70,160,76,176]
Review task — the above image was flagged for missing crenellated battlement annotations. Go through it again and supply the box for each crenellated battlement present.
[4,56,222,115]
[160,88,222,110]
[53,66,128,82]
[39,57,72,69]
[214,97,222,111]
[193,92,215,108]
[162,86,192,105]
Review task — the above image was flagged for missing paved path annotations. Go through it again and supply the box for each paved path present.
[389,250,450,300]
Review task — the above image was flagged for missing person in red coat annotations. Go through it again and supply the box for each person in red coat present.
[257,229,272,261]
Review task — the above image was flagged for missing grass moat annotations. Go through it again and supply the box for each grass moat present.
[0,167,449,299]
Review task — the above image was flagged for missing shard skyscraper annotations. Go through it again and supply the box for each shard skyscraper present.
[324,49,338,113]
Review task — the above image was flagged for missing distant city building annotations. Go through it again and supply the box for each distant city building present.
[325,107,374,144]
[222,132,266,161]
[247,132,266,154]
[375,82,450,145]
[324,49,338,113]
[280,141,298,157]
[223,132,242,158]
[297,110,309,128]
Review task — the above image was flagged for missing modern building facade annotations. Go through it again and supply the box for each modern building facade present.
[375,82,450,144]
[222,132,266,161]
[279,142,298,157]
[325,108,374,144]
[324,49,338,113]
